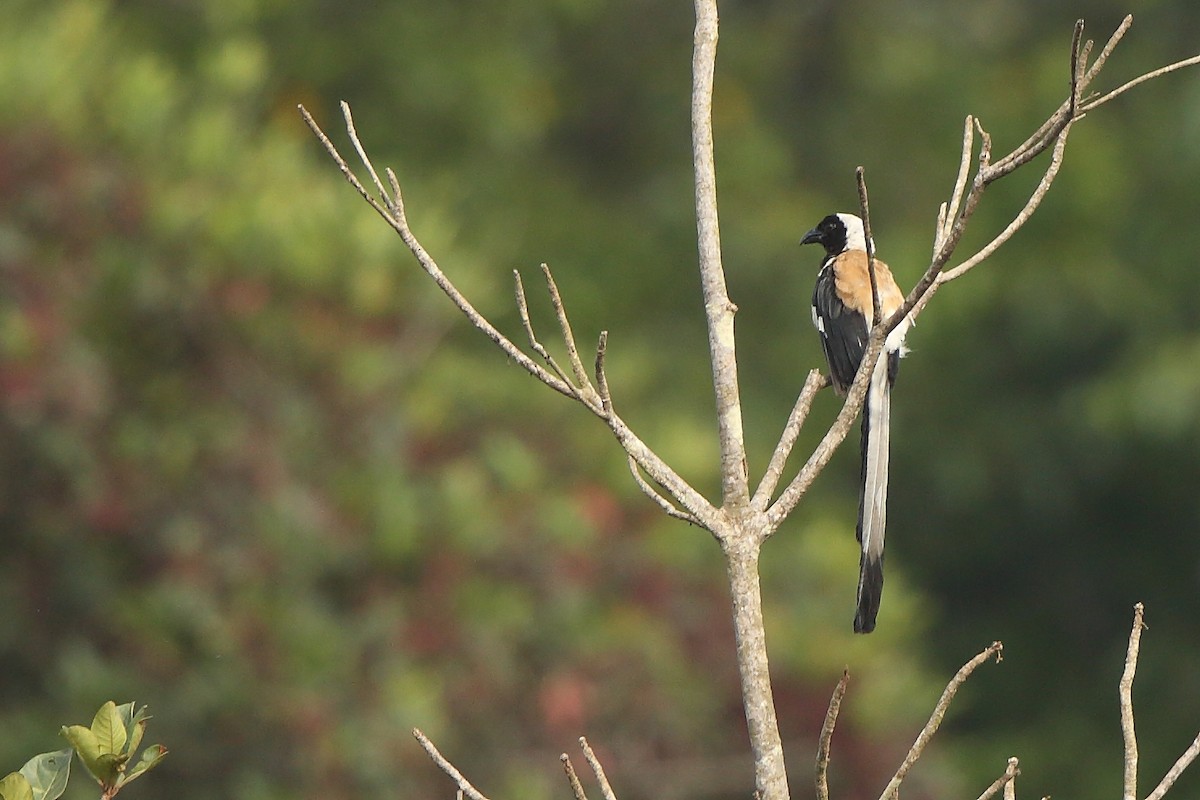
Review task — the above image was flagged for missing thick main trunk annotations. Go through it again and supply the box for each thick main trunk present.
[724,538,789,800]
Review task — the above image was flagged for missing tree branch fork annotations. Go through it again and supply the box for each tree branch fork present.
[298,9,1200,800]
[298,15,1196,549]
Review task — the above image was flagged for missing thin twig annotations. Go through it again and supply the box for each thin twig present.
[299,105,390,216]
[815,669,850,800]
[753,369,827,512]
[1083,53,1200,111]
[939,115,976,249]
[989,19,1101,179]
[579,738,618,800]
[594,331,612,417]
[386,168,404,222]
[974,758,1020,800]
[627,455,703,526]
[1068,20,1086,119]
[982,21,1082,183]
[937,119,1073,284]
[561,754,590,800]
[541,263,596,396]
[1091,15,1134,74]
[1145,733,1200,800]
[340,101,391,210]
[1120,603,1146,800]
[856,167,882,326]
[877,641,1004,800]
[514,270,579,394]
[413,728,492,800]
[299,103,576,399]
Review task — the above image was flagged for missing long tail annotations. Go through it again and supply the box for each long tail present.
[854,355,891,634]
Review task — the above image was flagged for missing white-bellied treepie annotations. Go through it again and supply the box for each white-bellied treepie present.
[801,212,909,634]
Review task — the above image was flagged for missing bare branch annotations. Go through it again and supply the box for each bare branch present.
[589,331,716,525]
[815,669,850,800]
[938,115,975,250]
[766,331,884,532]
[1069,19,1086,118]
[937,119,1073,285]
[299,103,576,400]
[752,369,826,512]
[594,332,612,417]
[975,758,1020,800]
[1084,52,1200,111]
[856,167,882,326]
[627,455,703,526]
[692,0,750,511]
[386,167,403,217]
[561,754,589,800]
[886,14,1146,337]
[542,263,598,398]
[340,100,391,210]
[413,728,492,800]
[1121,602,1146,800]
[579,738,619,800]
[514,269,579,396]
[722,542,788,800]
[878,641,1004,800]
[1146,733,1200,800]
[299,104,396,222]
[301,102,722,535]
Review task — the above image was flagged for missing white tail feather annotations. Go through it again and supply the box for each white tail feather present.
[861,356,891,565]
[855,355,891,632]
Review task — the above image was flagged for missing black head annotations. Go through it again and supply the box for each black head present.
[800,213,866,256]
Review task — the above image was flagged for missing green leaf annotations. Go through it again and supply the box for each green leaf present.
[90,701,127,756]
[60,725,100,780]
[119,745,167,786]
[0,772,33,800]
[18,750,71,800]
[94,753,128,788]
[125,705,149,757]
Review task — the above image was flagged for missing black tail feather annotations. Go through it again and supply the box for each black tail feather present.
[854,551,884,634]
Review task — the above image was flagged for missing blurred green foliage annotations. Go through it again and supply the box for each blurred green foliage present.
[1,1,1198,799]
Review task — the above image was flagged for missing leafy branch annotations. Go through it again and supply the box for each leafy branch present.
[0,701,166,800]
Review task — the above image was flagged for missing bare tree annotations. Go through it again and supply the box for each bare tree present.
[299,5,1200,800]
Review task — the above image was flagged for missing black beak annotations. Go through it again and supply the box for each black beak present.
[800,227,823,246]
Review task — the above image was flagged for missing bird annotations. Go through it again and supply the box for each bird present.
[801,212,910,634]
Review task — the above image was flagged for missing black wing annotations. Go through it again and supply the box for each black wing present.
[812,261,869,394]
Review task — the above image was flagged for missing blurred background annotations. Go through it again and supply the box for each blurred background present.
[2,0,1198,798]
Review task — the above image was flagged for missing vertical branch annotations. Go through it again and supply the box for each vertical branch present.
[692,0,750,511]
[724,541,789,800]
[815,670,850,800]
[855,167,882,325]
[1120,602,1145,800]
[691,3,785,791]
